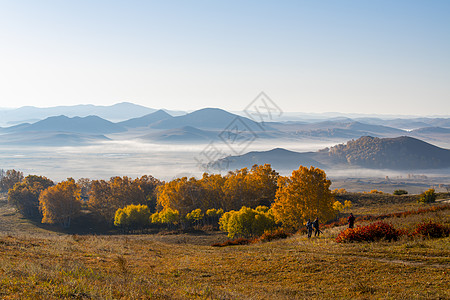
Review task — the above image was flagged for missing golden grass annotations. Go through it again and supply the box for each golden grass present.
[0,198,449,299]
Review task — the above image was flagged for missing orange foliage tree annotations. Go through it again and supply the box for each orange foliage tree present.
[271,166,335,230]
[156,164,279,215]
[39,178,82,228]
[88,176,161,224]
[8,175,54,219]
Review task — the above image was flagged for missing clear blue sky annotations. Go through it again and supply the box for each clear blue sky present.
[0,0,449,115]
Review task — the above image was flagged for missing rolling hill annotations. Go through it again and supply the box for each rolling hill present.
[212,148,325,171]
[328,136,450,169]
[118,110,173,128]
[149,108,274,132]
[139,126,219,142]
[5,115,127,135]
[210,136,450,171]
[0,131,110,146]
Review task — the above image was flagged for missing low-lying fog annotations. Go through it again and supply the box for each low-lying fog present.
[1,139,449,183]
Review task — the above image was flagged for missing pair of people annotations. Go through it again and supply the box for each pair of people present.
[306,217,320,238]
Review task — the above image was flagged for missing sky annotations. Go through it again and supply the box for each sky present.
[0,1,449,115]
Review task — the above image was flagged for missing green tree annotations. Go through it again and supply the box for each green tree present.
[8,175,54,219]
[271,166,335,230]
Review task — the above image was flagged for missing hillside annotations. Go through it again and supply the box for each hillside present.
[5,115,127,135]
[149,108,273,132]
[213,148,325,171]
[210,136,450,171]
[139,126,219,143]
[118,110,173,128]
[328,136,450,169]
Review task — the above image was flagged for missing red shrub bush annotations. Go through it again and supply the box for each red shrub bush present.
[211,237,253,247]
[336,221,403,243]
[258,228,291,242]
[412,221,450,238]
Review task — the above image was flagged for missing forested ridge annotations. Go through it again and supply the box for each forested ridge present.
[327,136,450,169]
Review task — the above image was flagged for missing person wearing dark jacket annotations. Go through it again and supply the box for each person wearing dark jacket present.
[306,219,313,238]
[313,217,320,236]
[348,213,355,228]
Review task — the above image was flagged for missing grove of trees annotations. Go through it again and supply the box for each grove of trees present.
[5,164,338,235]
[8,175,54,218]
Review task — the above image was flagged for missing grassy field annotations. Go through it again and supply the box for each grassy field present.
[0,193,449,299]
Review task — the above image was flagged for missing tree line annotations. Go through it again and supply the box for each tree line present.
[3,164,338,237]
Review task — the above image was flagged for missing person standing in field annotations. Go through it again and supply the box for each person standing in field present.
[348,213,355,228]
[313,217,320,236]
[306,219,313,238]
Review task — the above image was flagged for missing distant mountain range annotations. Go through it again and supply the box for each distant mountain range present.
[212,136,450,171]
[0,103,450,147]
[0,102,185,126]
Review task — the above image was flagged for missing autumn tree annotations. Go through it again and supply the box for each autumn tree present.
[0,169,24,193]
[39,178,82,228]
[218,206,276,238]
[157,177,206,216]
[77,178,92,202]
[418,188,436,204]
[186,208,204,227]
[88,176,161,225]
[205,208,224,227]
[151,208,180,229]
[114,204,151,230]
[271,166,335,230]
[222,164,279,210]
[8,175,54,218]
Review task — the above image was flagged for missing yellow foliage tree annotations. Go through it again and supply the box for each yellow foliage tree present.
[39,178,81,228]
[88,176,160,225]
[271,166,335,230]
[114,204,151,230]
[218,206,276,238]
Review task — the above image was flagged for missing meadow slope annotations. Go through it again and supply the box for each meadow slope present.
[0,194,449,299]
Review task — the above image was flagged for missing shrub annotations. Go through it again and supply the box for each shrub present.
[336,221,403,243]
[393,189,408,195]
[368,189,384,194]
[258,228,291,242]
[418,189,436,203]
[211,237,253,247]
[412,221,450,238]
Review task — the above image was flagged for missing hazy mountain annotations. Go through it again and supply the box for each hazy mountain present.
[270,120,405,139]
[355,117,450,130]
[139,126,219,143]
[118,110,173,128]
[0,131,110,146]
[149,108,274,132]
[0,102,186,126]
[410,127,450,134]
[210,136,450,171]
[212,148,325,171]
[4,115,126,135]
[327,136,450,169]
